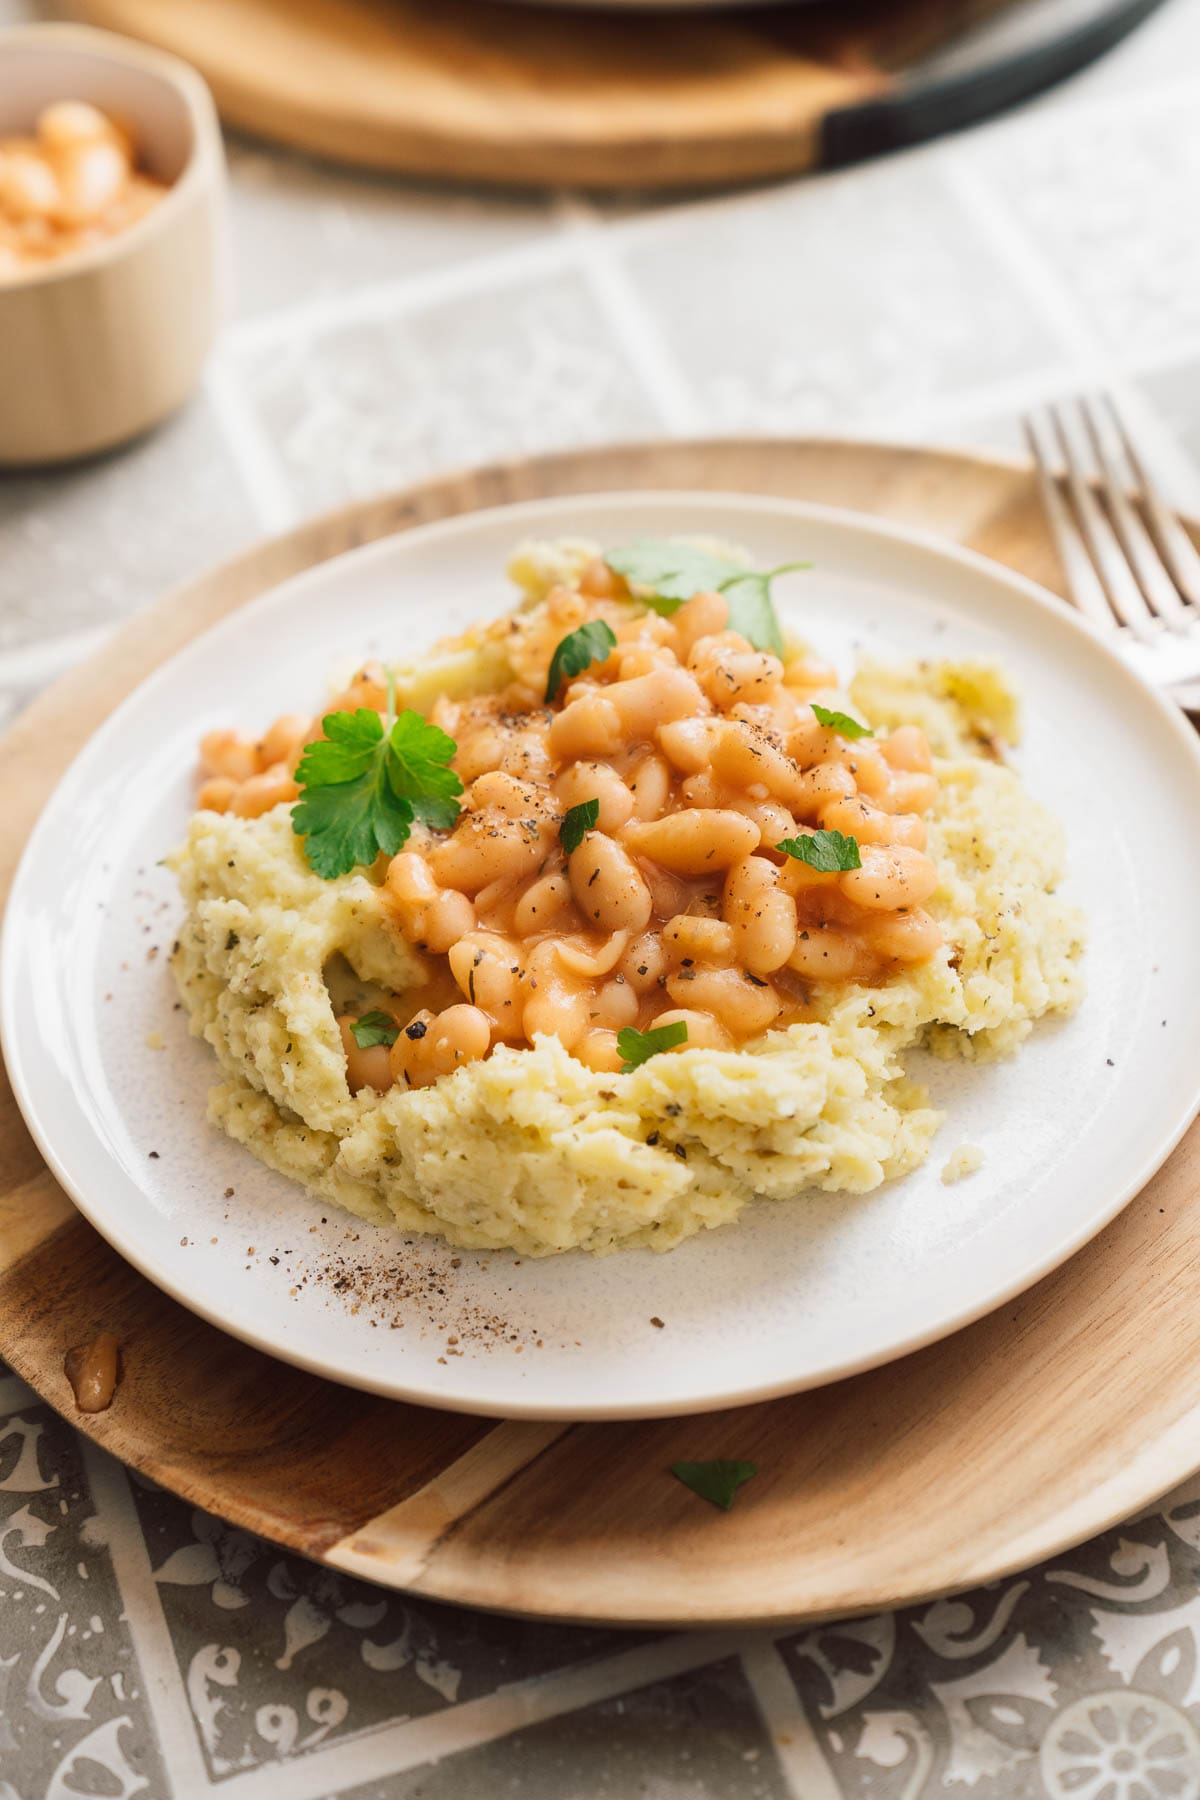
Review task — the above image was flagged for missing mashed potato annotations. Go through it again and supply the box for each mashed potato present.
[170,542,1085,1257]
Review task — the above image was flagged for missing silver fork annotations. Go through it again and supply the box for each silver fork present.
[1023,394,1200,707]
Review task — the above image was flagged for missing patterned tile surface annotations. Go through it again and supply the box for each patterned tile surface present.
[227,265,660,517]
[0,397,260,657]
[224,142,553,323]
[1138,357,1200,471]
[343,1658,793,1800]
[1055,0,1200,95]
[5,1,1200,1795]
[614,150,1065,438]
[965,85,1200,356]
[0,1381,168,1799]
[13,1348,1200,1800]
[777,1495,1200,1797]
[130,1472,642,1784]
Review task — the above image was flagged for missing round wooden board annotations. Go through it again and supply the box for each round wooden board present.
[59,0,1161,189]
[5,436,1200,1629]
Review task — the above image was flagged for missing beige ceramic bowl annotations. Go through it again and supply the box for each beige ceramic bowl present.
[0,24,227,466]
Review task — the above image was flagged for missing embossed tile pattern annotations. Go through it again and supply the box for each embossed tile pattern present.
[225,143,553,321]
[0,397,259,654]
[967,88,1200,354]
[1051,0,1200,97]
[231,271,660,515]
[613,155,1063,435]
[1138,355,1200,469]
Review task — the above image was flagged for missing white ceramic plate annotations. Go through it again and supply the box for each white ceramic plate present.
[7,492,1200,1421]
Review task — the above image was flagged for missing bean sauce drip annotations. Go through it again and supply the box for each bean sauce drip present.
[64,1331,120,1413]
[198,561,943,1093]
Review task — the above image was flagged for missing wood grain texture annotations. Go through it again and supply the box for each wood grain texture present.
[62,0,1014,188]
[3,436,1199,1628]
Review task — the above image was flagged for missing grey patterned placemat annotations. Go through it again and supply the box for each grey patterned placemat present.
[6,1357,1200,1798]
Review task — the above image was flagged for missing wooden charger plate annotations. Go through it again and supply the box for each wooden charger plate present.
[4,437,1200,1629]
[61,0,1163,190]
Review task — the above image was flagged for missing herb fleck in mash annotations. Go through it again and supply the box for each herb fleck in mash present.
[169,536,1085,1256]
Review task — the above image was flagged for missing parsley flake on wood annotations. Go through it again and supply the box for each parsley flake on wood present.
[777,829,862,872]
[292,706,462,879]
[350,1011,400,1050]
[811,702,872,740]
[671,1459,758,1512]
[560,798,600,855]
[604,537,809,658]
[617,1020,688,1072]
[545,619,618,703]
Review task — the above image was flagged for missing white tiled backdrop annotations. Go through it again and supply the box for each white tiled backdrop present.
[5,1,1200,1795]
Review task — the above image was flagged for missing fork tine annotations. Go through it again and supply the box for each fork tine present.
[1048,401,1158,641]
[1103,395,1200,606]
[1079,394,1190,630]
[1023,412,1115,631]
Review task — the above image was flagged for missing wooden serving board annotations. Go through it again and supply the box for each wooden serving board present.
[61,0,1165,189]
[4,437,1200,1629]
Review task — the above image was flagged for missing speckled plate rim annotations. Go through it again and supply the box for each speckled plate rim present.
[6,488,1200,1421]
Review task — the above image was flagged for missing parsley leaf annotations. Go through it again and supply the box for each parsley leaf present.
[617,1020,689,1072]
[777,829,862,873]
[350,1011,400,1049]
[295,707,387,785]
[292,706,462,879]
[720,569,800,659]
[387,710,463,830]
[545,619,618,704]
[292,723,414,880]
[811,702,872,740]
[604,538,808,657]
[606,540,742,605]
[671,1459,758,1512]
[560,797,600,855]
